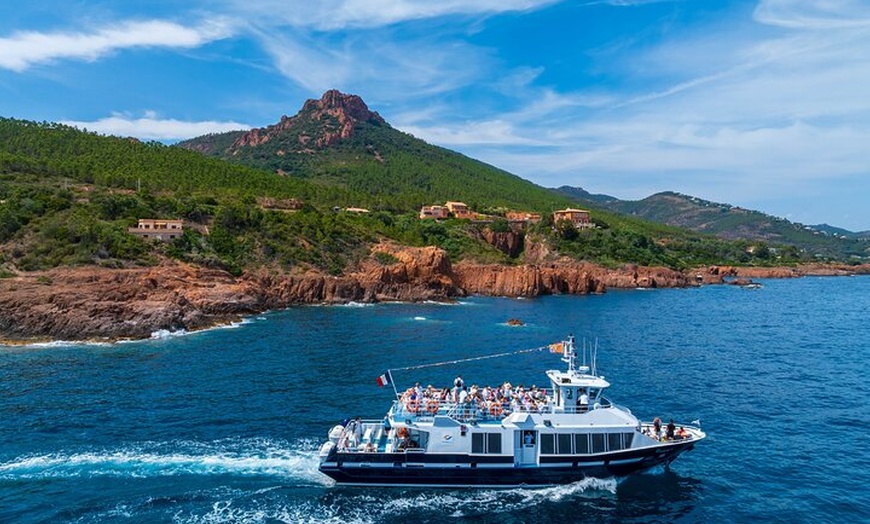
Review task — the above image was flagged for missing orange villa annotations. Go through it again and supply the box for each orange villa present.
[553,208,594,229]
[505,211,542,223]
[445,201,475,220]
[419,205,449,219]
[127,219,184,241]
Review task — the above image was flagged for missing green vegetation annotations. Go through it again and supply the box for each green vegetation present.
[1,116,859,276]
[556,189,868,261]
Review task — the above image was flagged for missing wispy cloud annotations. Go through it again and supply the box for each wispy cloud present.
[0,19,232,72]
[61,111,248,141]
[754,0,870,29]
[395,0,870,222]
[253,26,489,98]
[223,0,558,30]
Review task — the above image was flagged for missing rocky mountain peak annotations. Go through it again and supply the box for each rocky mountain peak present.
[302,89,385,124]
[230,89,386,151]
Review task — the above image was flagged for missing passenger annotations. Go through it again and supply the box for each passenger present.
[458,386,468,404]
[353,416,363,445]
[469,385,480,402]
[678,427,689,439]
[454,375,465,390]
[666,419,676,440]
[653,417,662,438]
[579,391,589,412]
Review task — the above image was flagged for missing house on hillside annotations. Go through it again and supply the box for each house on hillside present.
[419,205,449,219]
[128,219,184,241]
[506,211,542,223]
[553,208,594,229]
[445,201,475,220]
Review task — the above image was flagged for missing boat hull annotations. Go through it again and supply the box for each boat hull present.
[319,441,695,487]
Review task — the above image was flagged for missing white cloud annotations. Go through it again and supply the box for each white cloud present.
[254,27,488,98]
[61,112,248,141]
[0,19,233,72]
[754,0,870,29]
[224,0,558,30]
[396,1,870,216]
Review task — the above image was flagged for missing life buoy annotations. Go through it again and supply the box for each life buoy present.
[489,402,504,417]
[407,398,420,414]
[426,399,440,414]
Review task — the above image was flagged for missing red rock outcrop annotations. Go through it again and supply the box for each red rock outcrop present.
[2,251,866,343]
[230,90,387,152]
[476,229,524,258]
[453,260,691,296]
[0,264,260,342]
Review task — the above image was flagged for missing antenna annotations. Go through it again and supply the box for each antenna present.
[591,339,598,376]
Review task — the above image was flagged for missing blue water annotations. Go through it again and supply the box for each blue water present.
[2,277,869,523]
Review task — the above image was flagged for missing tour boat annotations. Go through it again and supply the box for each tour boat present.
[318,336,705,487]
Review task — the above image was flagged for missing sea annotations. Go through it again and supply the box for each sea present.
[1,276,868,523]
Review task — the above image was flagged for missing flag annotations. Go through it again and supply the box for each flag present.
[376,370,393,387]
[549,342,564,354]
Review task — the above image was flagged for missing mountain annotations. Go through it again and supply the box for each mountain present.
[555,188,868,260]
[177,90,567,212]
[552,186,618,205]
[2,91,864,280]
[809,223,869,240]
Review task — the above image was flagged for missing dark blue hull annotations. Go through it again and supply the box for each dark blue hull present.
[319,441,694,487]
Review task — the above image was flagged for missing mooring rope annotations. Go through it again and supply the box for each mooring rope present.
[389,345,552,373]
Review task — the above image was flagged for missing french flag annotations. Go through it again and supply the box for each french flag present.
[376,370,393,387]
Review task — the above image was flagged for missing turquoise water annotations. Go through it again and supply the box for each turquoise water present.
[1,277,868,523]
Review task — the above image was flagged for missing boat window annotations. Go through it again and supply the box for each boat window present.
[588,388,600,400]
[565,388,574,400]
[540,433,555,454]
[591,433,605,453]
[488,433,502,454]
[472,432,502,454]
[574,433,589,454]
[608,433,623,451]
[472,433,484,454]
[557,434,573,454]
[623,432,634,448]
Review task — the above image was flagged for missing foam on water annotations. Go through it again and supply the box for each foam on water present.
[0,438,328,485]
[0,339,113,349]
[170,477,619,524]
[336,302,375,308]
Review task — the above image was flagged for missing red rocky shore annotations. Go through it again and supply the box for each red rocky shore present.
[1,244,868,344]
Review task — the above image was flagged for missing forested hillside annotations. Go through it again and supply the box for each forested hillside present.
[178,90,569,213]
[555,187,869,261]
[0,112,833,278]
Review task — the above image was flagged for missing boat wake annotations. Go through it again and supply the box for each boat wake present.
[0,437,329,485]
[377,477,617,516]
[3,437,620,523]
[172,477,619,524]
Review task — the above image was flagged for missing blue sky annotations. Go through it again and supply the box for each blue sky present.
[2,1,869,231]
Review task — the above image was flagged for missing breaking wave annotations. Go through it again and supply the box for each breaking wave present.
[173,477,618,524]
[0,438,328,485]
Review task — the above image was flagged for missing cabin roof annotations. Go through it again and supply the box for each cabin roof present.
[546,369,610,389]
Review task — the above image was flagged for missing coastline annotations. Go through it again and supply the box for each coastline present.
[1,248,868,345]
